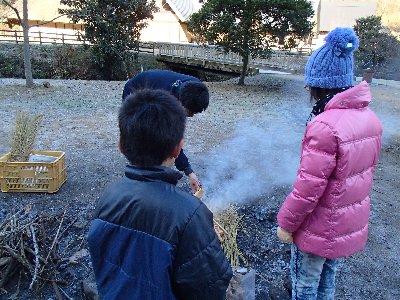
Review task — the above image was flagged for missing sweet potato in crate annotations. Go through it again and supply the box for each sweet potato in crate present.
[0,151,66,193]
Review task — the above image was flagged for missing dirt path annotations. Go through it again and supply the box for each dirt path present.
[0,75,399,299]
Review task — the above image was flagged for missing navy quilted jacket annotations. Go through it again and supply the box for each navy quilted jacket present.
[122,69,200,100]
[88,165,232,299]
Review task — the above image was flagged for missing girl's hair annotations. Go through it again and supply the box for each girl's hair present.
[309,86,350,102]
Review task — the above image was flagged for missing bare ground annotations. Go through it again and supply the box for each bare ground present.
[0,74,399,299]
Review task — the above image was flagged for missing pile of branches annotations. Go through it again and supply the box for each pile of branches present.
[0,206,85,298]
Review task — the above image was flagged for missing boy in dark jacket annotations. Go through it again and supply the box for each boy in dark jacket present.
[122,69,209,193]
[88,89,232,300]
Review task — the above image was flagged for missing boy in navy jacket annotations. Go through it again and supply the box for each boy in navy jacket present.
[122,69,209,193]
[89,89,232,299]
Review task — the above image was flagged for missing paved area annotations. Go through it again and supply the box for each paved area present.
[258,69,292,75]
[355,77,400,89]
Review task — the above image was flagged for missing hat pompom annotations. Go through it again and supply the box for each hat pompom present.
[325,27,359,57]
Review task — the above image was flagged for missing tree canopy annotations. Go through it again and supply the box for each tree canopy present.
[1,0,34,87]
[354,15,399,70]
[60,0,158,80]
[188,0,313,85]
[0,0,17,20]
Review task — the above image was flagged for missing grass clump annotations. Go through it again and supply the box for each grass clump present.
[8,111,43,162]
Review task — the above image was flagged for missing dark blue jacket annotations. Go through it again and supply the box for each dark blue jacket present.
[122,70,202,176]
[88,165,232,300]
[122,69,200,100]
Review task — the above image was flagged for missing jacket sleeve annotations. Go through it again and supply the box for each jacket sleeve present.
[277,120,338,233]
[173,203,233,300]
[122,73,147,100]
[122,77,135,100]
[175,149,193,176]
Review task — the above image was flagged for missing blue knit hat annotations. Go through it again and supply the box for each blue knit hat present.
[305,27,359,88]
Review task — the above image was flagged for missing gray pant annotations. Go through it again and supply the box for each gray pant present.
[290,244,339,300]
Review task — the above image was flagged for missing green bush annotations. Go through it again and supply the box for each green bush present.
[354,15,400,70]
[0,44,165,80]
[51,45,101,80]
[0,52,23,77]
[31,58,52,79]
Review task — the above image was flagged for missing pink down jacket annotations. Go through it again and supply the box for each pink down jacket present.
[277,81,382,259]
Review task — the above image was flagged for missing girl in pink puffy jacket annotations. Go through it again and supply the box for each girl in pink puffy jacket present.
[277,27,382,300]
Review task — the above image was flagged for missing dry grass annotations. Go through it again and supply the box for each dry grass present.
[8,111,43,162]
[215,206,242,267]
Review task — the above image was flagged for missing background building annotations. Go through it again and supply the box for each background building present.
[1,0,384,48]
[311,0,377,47]
[2,0,203,43]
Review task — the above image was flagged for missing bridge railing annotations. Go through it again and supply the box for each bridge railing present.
[157,42,308,71]
[0,33,307,72]
[158,42,243,65]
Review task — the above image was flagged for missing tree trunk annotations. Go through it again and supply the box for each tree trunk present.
[238,54,249,86]
[22,0,33,87]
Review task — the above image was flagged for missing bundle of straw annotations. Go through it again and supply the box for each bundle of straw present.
[215,205,242,267]
[8,111,43,162]
[193,189,242,266]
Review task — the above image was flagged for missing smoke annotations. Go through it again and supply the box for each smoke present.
[200,118,304,212]
[373,109,400,145]
[198,93,400,212]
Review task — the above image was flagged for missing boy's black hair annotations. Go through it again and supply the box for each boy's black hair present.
[179,81,209,114]
[119,89,186,166]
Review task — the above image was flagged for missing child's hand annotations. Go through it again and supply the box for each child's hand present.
[277,226,293,243]
[188,172,201,193]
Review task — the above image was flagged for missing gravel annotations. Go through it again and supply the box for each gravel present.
[0,74,399,299]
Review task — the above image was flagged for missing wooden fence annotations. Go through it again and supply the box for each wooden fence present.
[0,29,83,45]
[0,29,157,54]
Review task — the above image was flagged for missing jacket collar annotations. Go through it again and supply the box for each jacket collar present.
[325,81,371,111]
[125,165,183,185]
[170,80,182,98]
